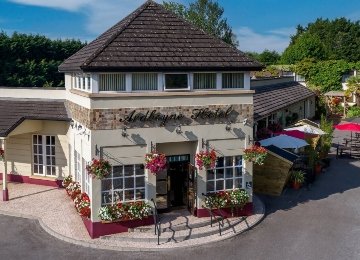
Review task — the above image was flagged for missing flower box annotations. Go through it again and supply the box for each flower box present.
[98,201,152,223]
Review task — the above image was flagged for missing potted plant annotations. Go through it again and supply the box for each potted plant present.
[289,170,305,190]
[74,192,91,218]
[65,181,81,200]
[145,152,167,175]
[62,175,73,188]
[243,145,268,165]
[86,158,112,179]
[98,201,152,223]
[195,149,217,170]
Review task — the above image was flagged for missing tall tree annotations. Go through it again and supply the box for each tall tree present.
[163,0,238,47]
[282,18,360,64]
[246,49,281,65]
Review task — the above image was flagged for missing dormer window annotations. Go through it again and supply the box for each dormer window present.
[164,73,189,90]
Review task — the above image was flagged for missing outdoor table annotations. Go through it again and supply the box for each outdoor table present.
[336,144,352,158]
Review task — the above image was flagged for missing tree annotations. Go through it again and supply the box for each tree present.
[282,18,360,64]
[345,76,360,106]
[163,0,238,47]
[0,32,85,87]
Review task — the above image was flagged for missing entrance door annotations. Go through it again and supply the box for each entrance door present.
[187,164,197,215]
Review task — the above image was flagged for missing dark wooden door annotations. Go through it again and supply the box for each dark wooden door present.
[187,164,197,215]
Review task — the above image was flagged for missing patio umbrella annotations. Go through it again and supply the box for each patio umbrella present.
[334,123,360,140]
[274,130,317,140]
[285,125,325,135]
[259,134,309,149]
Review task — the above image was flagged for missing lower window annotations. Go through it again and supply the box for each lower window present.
[206,156,243,192]
[101,164,145,205]
[33,135,56,177]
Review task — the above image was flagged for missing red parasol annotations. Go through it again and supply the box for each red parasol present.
[274,130,317,140]
[334,123,360,132]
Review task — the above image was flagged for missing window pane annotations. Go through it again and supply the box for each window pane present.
[135,164,144,176]
[207,181,214,192]
[124,165,134,176]
[222,73,244,89]
[193,73,216,89]
[225,157,233,167]
[38,145,43,154]
[102,191,112,204]
[51,146,55,155]
[99,74,126,91]
[46,146,50,155]
[234,178,242,188]
[51,136,55,144]
[216,157,224,168]
[207,170,215,180]
[113,178,123,190]
[226,179,233,189]
[102,179,112,190]
[46,136,51,145]
[136,176,145,187]
[39,156,43,164]
[216,169,224,179]
[39,166,43,174]
[51,157,56,165]
[165,74,188,89]
[235,167,242,177]
[225,168,233,179]
[132,73,157,91]
[33,135,37,144]
[136,189,145,200]
[125,190,135,201]
[124,177,134,189]
[33,165,38,174]
[216,180,224,191]
[46,156,51,165]
[38,136,42,144]
[235,156,242,167]
[114,190,123,202]
[113,166,123,177]
[34,156,38,164]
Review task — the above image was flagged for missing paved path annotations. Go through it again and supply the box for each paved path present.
[1,125,360,259]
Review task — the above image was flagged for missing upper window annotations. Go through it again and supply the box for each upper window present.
[222,73,244,89]
[74,74,91,91]
[193,73,216,90]
[207,156,243,193]
[132,73,158,91]
[164,74,188,90]
[99,73,126,92]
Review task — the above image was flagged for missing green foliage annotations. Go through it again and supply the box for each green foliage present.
[163,0,238,47]
[283,18,360,64]
[345,76,360,106]
[246,49,281,65]
[347,106,360,118]
[0,32,85,87]
[289,170,305,184]
[320,115,334,156]
[294,59,354,93]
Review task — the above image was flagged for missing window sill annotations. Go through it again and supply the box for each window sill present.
[30,175,58,180]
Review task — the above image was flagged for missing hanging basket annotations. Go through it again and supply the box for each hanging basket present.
[195,149,217,170]
[86,158,111,179]
[145,152,167,175]
[243,145,268,165]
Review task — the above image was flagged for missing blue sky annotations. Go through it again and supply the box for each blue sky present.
[1,0,359,53]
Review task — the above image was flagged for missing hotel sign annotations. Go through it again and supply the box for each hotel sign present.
[120,106,234,126]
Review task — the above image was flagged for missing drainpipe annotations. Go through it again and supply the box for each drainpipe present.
[1,137,9,201]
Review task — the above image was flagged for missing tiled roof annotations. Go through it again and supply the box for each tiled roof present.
[0,99,69,137]
[252,81,315,121]
[59,0,262,72]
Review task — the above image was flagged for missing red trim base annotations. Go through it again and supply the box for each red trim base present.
[82,216,154,239]
[2,188,9,201]
[0,173,62,188]
[196,202,253,218]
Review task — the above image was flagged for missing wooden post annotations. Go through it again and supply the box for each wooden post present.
[2,138,9,201]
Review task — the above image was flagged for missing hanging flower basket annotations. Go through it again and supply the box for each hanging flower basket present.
[145,152,167,175]
[195,149,217,170]
[243,145,268,165]
[62,175,73,188]
[0,148,4,161]
[86,158,111,180]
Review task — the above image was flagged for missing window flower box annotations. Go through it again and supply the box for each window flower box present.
[145,152,167,175]
[86,158,111,180]
[195,149,217,170]
[243,145,268,165]
[98,201,152,223]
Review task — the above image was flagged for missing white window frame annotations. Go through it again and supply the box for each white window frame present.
[32,135,56,177]
[74,150,82,185]
[163,73,190,91]
[101,164,146,206]
[206,156,243,193]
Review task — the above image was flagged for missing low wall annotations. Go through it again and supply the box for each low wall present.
[0,173,62,187]
[196,202,253,218]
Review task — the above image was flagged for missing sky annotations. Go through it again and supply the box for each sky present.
[0,0,359,53]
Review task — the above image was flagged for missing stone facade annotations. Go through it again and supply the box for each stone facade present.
[66,101,253,130]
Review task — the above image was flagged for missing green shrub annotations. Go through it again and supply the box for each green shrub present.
[347,106,360,118]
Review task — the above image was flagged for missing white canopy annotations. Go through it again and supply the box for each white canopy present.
[260,134,309,149]
[285,125,325,135]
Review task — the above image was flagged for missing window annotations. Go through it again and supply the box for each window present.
[73,74,91,91]
[83,157,90,194]
[193,73,216,89]
[101,164,145,205]
[74,150,82,184]
[222,73,244,89]
[33,135,56,177]
[99,73,126,91]
[132,73,158,91]
[164,74,188,90]
[206,156,243,192]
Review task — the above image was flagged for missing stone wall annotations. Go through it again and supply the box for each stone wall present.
[66,101,253,130]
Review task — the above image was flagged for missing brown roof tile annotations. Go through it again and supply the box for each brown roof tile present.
[59,0,262,72]
[0,99,69,137]
[252,81,315,121]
